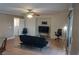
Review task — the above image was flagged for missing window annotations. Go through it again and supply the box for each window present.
[14,17,20,35]
[14,17,20,27]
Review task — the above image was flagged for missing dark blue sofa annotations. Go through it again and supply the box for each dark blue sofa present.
[19,35,48,48]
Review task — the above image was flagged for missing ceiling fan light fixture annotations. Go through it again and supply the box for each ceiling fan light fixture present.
[26,9,39,18]
[27,14,33,18]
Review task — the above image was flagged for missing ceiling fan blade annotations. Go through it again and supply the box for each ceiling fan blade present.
[24,9,40,16]
[34,13,40,16]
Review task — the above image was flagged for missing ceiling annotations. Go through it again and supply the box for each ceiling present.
[0,3,70,16]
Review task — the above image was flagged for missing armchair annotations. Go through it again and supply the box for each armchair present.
[55,29,62,39]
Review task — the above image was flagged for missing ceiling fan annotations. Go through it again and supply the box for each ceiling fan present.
[27,9,40,16]
[26,9,40,18]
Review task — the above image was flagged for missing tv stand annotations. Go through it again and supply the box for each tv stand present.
[39,33,50,39]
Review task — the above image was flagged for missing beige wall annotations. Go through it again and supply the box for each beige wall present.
[70,4,79,55]
[0,11,67,39]
[50,12,67,39]
[0,14,14,38]
[24,12,67,38]
[36,12,67,39]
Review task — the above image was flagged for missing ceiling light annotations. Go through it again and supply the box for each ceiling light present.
[27,14,33,18]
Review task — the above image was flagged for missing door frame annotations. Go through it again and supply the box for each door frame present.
[66,9,74,55]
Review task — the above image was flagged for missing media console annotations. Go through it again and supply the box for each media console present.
[38,26,50,38]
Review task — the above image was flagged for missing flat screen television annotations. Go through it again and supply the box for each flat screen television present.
[39,26,49,33]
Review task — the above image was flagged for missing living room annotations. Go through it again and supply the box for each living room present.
[0,3,73,55]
